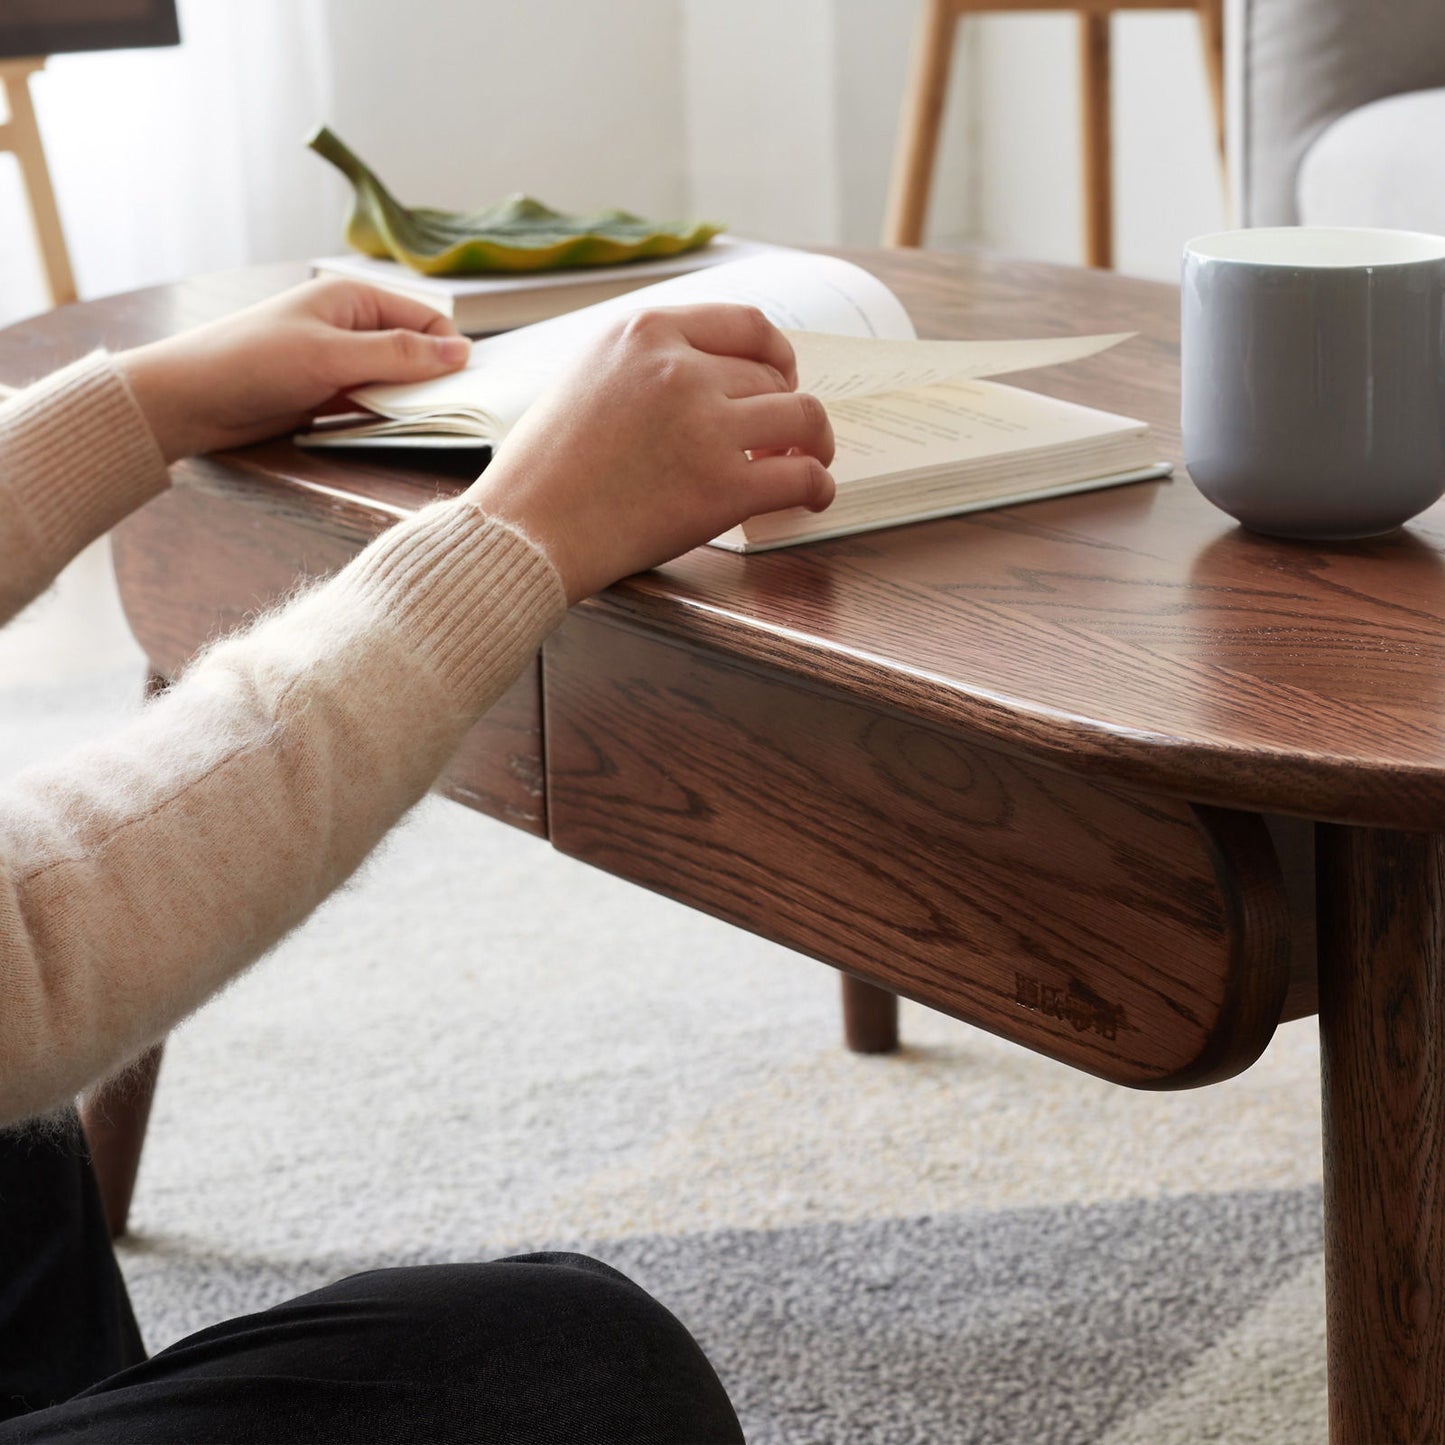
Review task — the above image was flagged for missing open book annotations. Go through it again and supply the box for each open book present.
[299,251,1169,551]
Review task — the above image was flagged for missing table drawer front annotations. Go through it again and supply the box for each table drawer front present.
[545,615,1289,1088]
[112,481,546,835]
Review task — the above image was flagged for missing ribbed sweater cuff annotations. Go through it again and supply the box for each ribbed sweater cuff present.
[3,352,170,564]
[327,499,568,713]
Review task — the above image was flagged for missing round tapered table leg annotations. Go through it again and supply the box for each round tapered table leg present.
[80,1042,164,1239]
[78,670,170,1239]
[841,973,900,1054]
[1317,824,1445,1443]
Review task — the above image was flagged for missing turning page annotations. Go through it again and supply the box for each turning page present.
[346,252,917,440]
[791,331,1133,404]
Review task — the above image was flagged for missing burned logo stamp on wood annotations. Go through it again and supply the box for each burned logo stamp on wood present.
[1015,973,1127,1040]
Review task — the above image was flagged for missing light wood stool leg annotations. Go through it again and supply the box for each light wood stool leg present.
[1078,11,1113,269]
[884,0,963,247]
[0,60,76,307]
[1196,0,1226,172]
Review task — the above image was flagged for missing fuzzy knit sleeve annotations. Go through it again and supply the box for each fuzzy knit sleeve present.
[0,353,172,625]
[0,386,567,1125]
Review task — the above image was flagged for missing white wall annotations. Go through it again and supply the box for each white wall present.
[324,0,687,221]
[682,0,840,245]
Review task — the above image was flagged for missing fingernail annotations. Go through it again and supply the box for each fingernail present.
[438,336,471,365]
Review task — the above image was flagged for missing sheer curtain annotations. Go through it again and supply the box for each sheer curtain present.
[0,0,337,683]
[1,0,336,329]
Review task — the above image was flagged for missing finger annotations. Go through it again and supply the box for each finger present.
[709,355,793,400]
[657,303,797,386]
[732,390,834,466]
[739,453,836,515]
[331,326,472,387]
[317,277,465,340]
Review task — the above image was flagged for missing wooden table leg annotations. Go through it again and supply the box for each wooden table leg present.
[841,974,900,1054]
[1078,10,1113,269]
[1317,825,1445,1443]
[884,0,963,247]
[80,1042,163,1239]
[77,670,170,1239]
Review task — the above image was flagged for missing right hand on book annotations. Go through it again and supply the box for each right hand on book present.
[464,304,836,602]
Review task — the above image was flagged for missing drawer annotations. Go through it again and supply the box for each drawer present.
[544,614,1292,1088]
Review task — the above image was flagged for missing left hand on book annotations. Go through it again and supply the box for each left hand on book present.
[116,279,472,463]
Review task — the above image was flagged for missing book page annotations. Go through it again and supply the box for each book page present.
[349,252,917,437]
[827,377,1145,486]
[790,331,1134,404]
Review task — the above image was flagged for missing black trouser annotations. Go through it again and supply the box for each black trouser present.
[0,1114,743,1444]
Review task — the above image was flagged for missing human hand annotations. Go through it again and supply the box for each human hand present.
[116,279,471,463]
[464,304,835,602]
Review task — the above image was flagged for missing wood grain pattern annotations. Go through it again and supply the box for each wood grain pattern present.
[545,615,1290,1088]
[111,477,548,835]
[1318,826,1445,1443]
[20,251,1445,832]
[584,253,1445,832]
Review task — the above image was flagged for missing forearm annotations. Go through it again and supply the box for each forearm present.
[0,354,171,625]
[0,496,564,1125]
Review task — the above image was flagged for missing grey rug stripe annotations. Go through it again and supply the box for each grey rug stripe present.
[120,1186,1324,1445]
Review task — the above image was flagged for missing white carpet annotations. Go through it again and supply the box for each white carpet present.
[1,637,1330,1443]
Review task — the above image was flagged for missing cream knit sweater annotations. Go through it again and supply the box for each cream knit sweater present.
[0,355,567,1126]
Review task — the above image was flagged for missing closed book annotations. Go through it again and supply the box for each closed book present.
[309,237,789,334]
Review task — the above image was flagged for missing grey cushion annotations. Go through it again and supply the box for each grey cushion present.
[1235,0,1445,225]
[1297,88,1445,234]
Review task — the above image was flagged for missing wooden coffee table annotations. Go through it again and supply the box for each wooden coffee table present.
[4,250,1443,1442]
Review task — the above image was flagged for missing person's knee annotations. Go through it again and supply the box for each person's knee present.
[318,1254,744,1443]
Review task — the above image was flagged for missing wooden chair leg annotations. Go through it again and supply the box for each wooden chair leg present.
[884,0,963,247]
[80,1042,163,1239]
[841,973,901,1054]
[1078,10,1114,269]
[1196,0,1227,176]
[0,59,77,307]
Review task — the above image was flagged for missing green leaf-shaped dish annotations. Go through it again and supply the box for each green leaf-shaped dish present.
[308,126,723,275]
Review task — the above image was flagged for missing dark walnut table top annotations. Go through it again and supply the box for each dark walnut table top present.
[5,249,1444,830]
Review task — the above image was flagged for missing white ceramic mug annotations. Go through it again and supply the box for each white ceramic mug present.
[1182,227,1445,539]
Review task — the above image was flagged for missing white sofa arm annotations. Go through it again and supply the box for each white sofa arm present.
[1231,0,1445,225]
